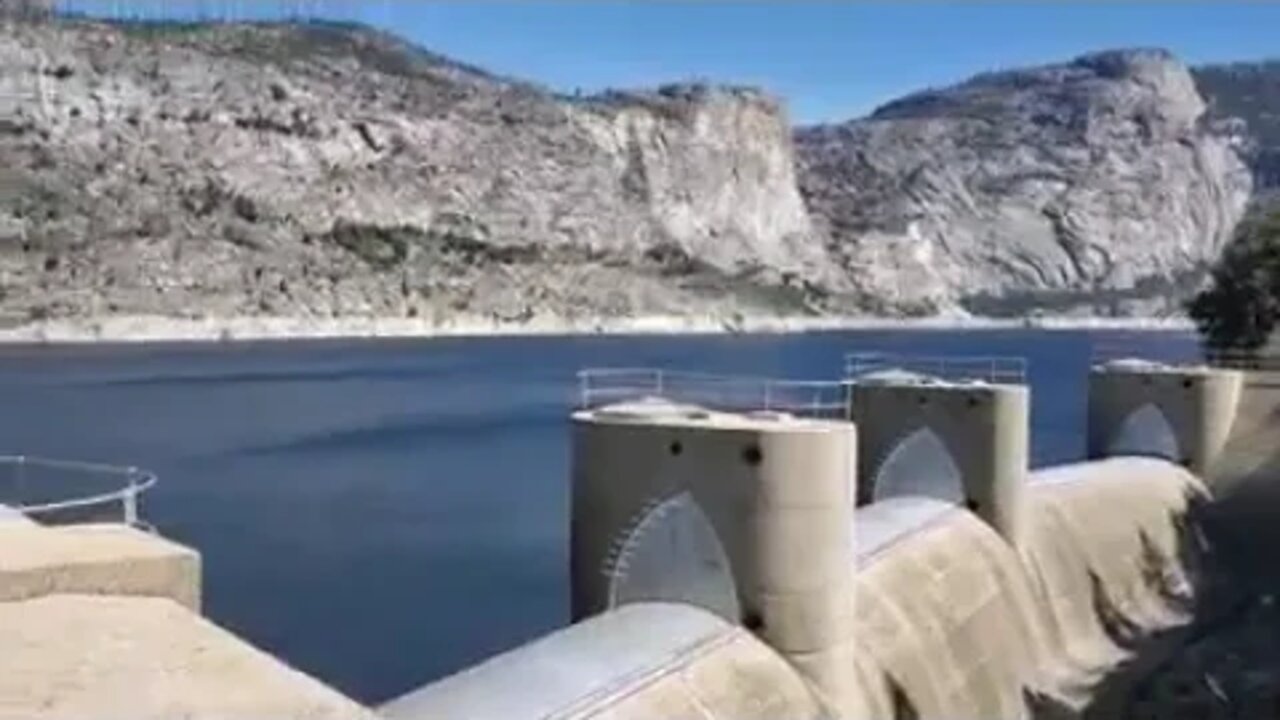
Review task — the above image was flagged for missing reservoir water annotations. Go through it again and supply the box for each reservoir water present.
[0,329,1200,704]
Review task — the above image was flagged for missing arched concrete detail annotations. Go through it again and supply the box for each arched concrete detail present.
[604,491,740,623]
[849,381,1030,545]
[570,406,862,717]
[1087,365,1243,478]
[871,427,966,504]
[1106,402,1181,461]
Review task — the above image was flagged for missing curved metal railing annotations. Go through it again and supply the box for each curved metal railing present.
[576,368,849,418]
[845,352,1028,385]
[0,456,157,530]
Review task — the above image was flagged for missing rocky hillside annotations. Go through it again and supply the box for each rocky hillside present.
[0,16,839,329]
[1194,60,1280,201]
[0,13,1266,327]
[796,49,1254,317]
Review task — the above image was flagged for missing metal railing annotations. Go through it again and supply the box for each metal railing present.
[0,456,157,530]
[576,368,849,418]
[844,353,1028,385]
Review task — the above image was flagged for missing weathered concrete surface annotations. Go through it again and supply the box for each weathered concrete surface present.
[850,381,1030,544]
[570,405,861,717]
[851,501,1057,719]
[381,603,824,720]
[1022,458,1210,705]
[1200,368,1280,590]
[0,522,199,610]
[0,594,375,720]
[1087,364,1243,477]
[1080,369,1280,718]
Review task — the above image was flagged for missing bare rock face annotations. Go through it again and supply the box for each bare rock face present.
[0,20,1262,326]
[0,18,831,327]
[0,0,52,18]
[1194,60,1280,204]
[796,49,1255,317]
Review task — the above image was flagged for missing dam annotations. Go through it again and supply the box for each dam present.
[3,347,1278,718]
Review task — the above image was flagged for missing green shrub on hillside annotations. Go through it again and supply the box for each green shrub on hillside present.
[1187,209,1280,352]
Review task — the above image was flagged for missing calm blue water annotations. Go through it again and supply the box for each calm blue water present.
[0,329,1199,703]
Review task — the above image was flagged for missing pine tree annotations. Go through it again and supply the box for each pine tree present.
[1188,209,1280,355]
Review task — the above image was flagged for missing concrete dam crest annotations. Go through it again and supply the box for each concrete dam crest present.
[380,358,1270,720]
[7,353,1279,719]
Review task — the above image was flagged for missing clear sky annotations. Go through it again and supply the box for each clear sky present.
[58,1,1280,123]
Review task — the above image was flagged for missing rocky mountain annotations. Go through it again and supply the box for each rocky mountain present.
[0,13,1267,328]
[795,49,1254,317]
[0,16,838,329]
[1194,60,1280,202]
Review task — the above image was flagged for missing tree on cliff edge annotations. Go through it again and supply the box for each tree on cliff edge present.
[1188,209,1280,354]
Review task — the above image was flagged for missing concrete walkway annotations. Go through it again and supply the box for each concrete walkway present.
[0,522,375,720]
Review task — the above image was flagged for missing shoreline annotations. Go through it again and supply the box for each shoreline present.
[0,314,1196,344]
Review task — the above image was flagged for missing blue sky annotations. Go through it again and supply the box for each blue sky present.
[59,2,1280,123]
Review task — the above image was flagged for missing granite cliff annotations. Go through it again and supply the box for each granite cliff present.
[1194,60,1280,207]
[0,14,1268,331]
[795,49,1254,317]
[1,17,835,331]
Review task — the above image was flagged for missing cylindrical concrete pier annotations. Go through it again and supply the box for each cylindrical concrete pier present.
[1087,363,1242,477]
[570,401,861,717]
[849,379,1030,545]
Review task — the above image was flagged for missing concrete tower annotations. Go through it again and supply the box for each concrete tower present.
[847,371,1030,546]
[570,400,861,717]
[1087,362,1242,478]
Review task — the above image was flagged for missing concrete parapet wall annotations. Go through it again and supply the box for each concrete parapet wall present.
[0,594,375,720]
[0,523,200,610]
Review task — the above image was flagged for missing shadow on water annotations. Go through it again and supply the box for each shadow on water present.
[224,402,570,457]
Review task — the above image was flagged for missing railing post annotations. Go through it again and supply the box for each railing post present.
[655,369,664,397]
[14,456,24,505]
[123,469,139,527]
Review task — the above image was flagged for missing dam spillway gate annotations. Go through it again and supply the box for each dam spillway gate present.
[382,351,1280,720]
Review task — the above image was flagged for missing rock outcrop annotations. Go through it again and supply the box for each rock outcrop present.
[0,15,1265,327]
[796,49,1254,317]
[1194,60,1280,204]
[0,0,52,18]
[0,17,834,328]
